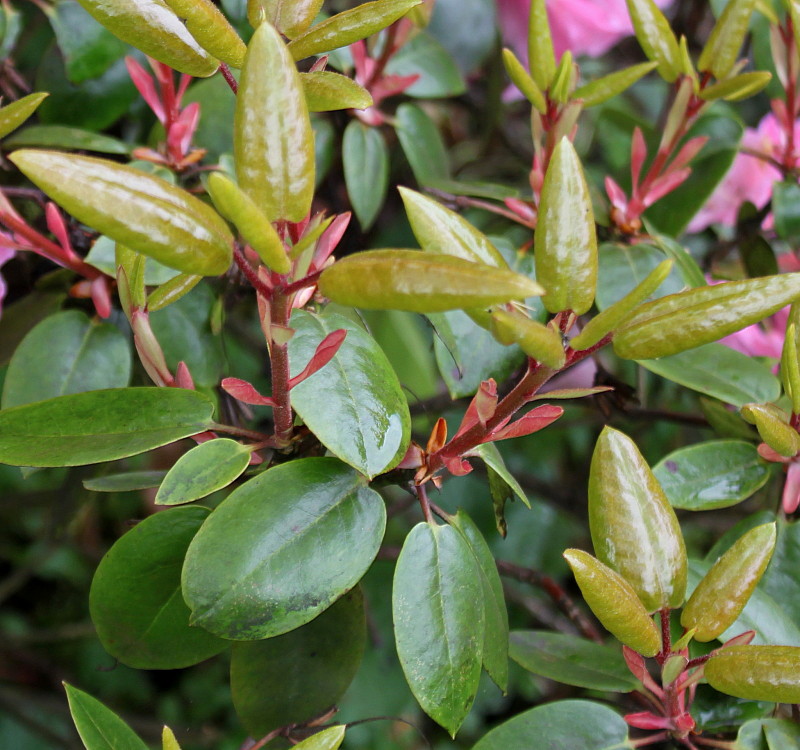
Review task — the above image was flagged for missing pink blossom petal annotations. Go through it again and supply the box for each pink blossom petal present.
[783,460,800,514]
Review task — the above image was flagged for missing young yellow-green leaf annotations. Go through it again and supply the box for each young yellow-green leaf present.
[0,92,48,140]
[163,0,246,68]
[527,0,555,90]
[162,726,182,750]
[293,727,346,750]
[625,0,681,82]
[155,438,252,505]
[235,21,314,223]
[589,427,687,612]
[399,187,508,268]
[699,71,772,102]
[789,1,800,72]
[563,549,661,656]
[248,0,325,38]
[393,522,484,737]
[343,121,389,230]
[75,0,219,77]
[549,50,574,104]
[571,260,673,350]
[182,458,386,639]
[781,316,800,414]
[741,403,800,457]
[613,273,800,360]
[572,62,658,107]
[148,273,203,311]
[697,0,756,79]
[10,150,233,275]
[490,309,565,369]
[90,507,227,668]
[502,48,547,113]
[705,646,800,703]
[0,388,214,467]
[206,172,290,273]
[682,523,776,642]
[534,137,597,315]
[287,0,422,61]
[318,250,543,313]
[64,684,148,750]
[301,71,373,112]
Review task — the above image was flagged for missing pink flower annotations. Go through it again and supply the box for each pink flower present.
[689,113,800,232]
[498,0,674,61]
[0,242,14,318]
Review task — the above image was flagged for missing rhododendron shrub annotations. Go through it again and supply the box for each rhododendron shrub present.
[2,1,800,749]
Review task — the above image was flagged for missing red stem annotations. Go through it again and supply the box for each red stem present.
[219,62,238,95]
[233,246,273,299]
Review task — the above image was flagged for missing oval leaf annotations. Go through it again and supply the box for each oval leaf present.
[343,121,389,231]
[182,458,386,640]
[9,150,233,275]
[393,522,483,737]
[65,684,148,750]
[0,388,214,467]
[705,645,800,703]
[90,507,227,669]
[289,311,411,478]
[302,71,373,112]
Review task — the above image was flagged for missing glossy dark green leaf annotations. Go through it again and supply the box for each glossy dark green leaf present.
[450,511,509,691]
[653,440,770,510]
[0,388,214,468]
[230,589,365,737]
[4,124,129,154]
[289,311,411,478]
[393,522,483,737]
[65,684,148,750]
[427,0,496,76]
[45,0,126,83]
[759,519,800,626]
[10,150,233,276]
[394,103,450,185]
[649,232,707,288]
[472,700,633,750]
[182,458,385,640]
[343,121,389,231]
[384,31,465,97]
[0,290,66,368]
[639,343,781,407]
[301,71,373,112]
[736,719,800,750]
[156,439,251,506]
[2,311,131,409]
[773,181,800,241]
[0,92,48,140]
[235,21,315,223]
[509,631,639,692]
[90,507,227,668]
[83,470,168,493]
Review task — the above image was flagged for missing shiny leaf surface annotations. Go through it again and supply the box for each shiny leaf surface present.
[248,0,325,38]
[0,92,48,139]
[163,0,246,68]
[343,121,389,231]
[302,71,373,112]
[625,0,681,81]
[65,684,148,750]
[706,646,800,703]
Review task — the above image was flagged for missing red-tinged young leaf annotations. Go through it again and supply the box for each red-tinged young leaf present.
[487,404,563,442]
[624,712,672,730]
[427,417,448,454]
[622,646,664,696]
[453,379,498,438]
[288,328,347,389]
[221,377,276,407]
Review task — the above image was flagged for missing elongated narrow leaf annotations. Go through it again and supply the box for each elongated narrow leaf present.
[90,507,227,668]
[5,124,130,154]
[0,92,48,139]
[163,0,246,68]
[450,511,509,691]
[10,150,233,275]
[0,388,214,467]
[287,0,422,60]
[393,522,483,737]
[249,0,326,38]
[302,71,373,112]
[472,700,633,750]
[156,439,251,505]
[235,21,314,222]
[625,0,681,81]
[394,103,450,185]
[231,589,364,736]
[706,646,800,703]
[509,631,639,692]
[84,470,167,493]
[182,458,386,640]
[2,310,131,408]
[697,0,756,79]
[65,684,148,750]
[343,121,389,230]
[289,311,410,478]
[527,0,555,90]
[573,62,658,107]
[74,0,219,77]
[319,250,542,313]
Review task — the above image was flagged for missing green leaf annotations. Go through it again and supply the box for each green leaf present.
[85,236,181,285]
[235,21,315,223]
[182,458,386,640]
[343,121,389,231]
[393,522,483,737]
[509,631,639,692]
[4,124,130,154]
[83,470,168,493]
[64,684,148,750]
[648,233,707,288]
[0,289,66,368]
[74,0,219,77]
[573,62,658,107]
[472,441,530,534]
[230,589,365,737]
[394,103,450,185]
[301,71,373,112]
[450,510,509,691]
[653,440,771,511]
[526,0,555,90]
[0,388,215,468]
[90,507,227,669]
[287,0,422,60]
[773,181,800,242]
[737,719,800,750]
[248,0,325,38]
[2,310,131,409]
[319,250,542,313]
[10,150,234,276]
[292,727,346,750]
[625,0,681,81]
[639,343,781,407]
[384,31,466,98]
[760,519,800,626]
[472,699,633,750]
[163,0,246,69]
[0,92,48,140]
[289,311,411,478]
[697,0,756,79]
[45,0,126,83]
[706,645,800,703]
[156,439,251,506]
